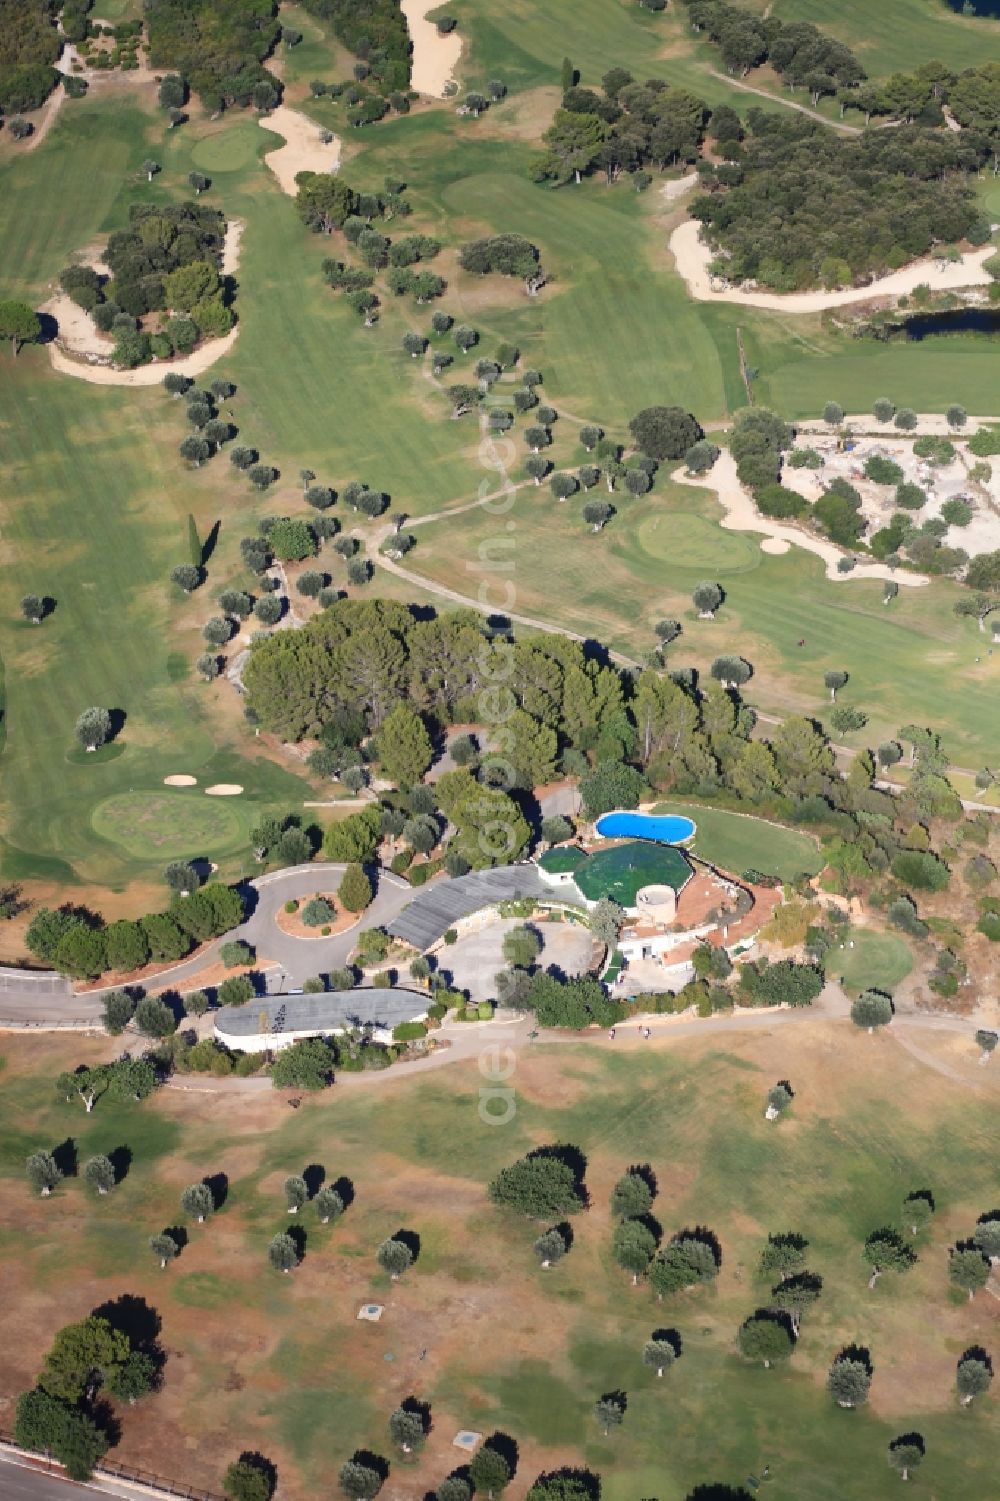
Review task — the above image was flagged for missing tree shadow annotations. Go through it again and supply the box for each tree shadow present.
[302,1163,326,1198]
[481,1432,518,1477]
[157,990,185,1026]
[107,708,127,742]
[961,1344,993,1373]
[686,1487,755,1501]
[203,1172,228,1210]
[651,1327,683,1359]
[528,1143,589,1207]
[836,1342,872,1374]
[164,1226,189,1254]
[553,1220,574,1251]
[975,1208,999,1225]
[37,310,59,344]
[393,1228,420,1263]
[39,596,57,622]
[889,1432,925,1458]
[191,856,215,887]
[629,1163,658,1198]
[634,1212,663,1246]
[52,1138,78,1178]
[331,1175,355,1209]
[400,1395,432,1433]
[92,1294,162,1352]
[352,1450,390,1483]
[108,1146,133,1185]
[89,1397,121,1448]
[287,1224,307,1261]
[236,1451,277,1500]
[533,1471,599,1501]
[677,1224,722,1268]
[776,1078,795,1099]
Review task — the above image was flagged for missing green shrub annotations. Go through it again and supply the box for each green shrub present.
[978,912,1000,942]
[427,1001,447,1021]
[392,1020,428,1041]
[284,898,299,914]
[477,1001,493,1019]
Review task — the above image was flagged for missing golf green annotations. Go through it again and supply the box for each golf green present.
[91,791,244,860]
[636,511,762,572]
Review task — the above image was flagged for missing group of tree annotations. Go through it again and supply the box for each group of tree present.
[691,109,983,291]
[26,882,244,980]
[146,0,282,112]
[0,0,61,115]
[611,1166,660,1285]
[73,200,234,368]
[298,0,411,96]
[15,1308,163,1479]
[531,67,711,187]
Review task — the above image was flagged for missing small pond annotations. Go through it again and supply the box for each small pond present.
[901,307,1000,341]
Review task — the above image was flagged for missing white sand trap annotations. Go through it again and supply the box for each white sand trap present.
[673,451,928,586]
[661,173,698,204]
[401,0,462,97]
[205,784,243,796]
[44,219,244,385]
[262,106,341,197]
[163,774,198,787]
[669,218,994,312]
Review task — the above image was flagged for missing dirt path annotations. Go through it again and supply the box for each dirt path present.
[261,105,341,196]
[708,69,860,134]
[22,86,66,151]
[43,220,244,386]
[669,218,995,312]
[400,0,462,97]
[672,450,929,586]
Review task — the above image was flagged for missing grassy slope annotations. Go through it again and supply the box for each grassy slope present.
[2,1029,1000,1499]
[769,0,999,76]
[652,801,823,881]
[406,482,999,765]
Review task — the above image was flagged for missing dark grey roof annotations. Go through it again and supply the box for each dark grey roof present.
[215,987,427,1037]
[387,864,567,950]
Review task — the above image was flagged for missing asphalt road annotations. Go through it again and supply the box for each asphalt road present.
[0,1454,168,1501]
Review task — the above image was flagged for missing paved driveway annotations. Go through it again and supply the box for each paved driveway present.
[440,916,598,1002]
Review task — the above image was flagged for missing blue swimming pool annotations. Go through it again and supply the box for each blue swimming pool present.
[595,810,697,845]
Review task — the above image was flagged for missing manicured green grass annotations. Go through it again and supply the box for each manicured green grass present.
[91,791,246,860]
[408,483,1000,765]
[832,929,914,996]
[4,1030,1000,1500]
[769,0,1000,76]
[653,800,823,882]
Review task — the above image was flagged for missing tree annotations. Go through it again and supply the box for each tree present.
[873,398,895,422]
[593,1395,624,1435]
[469,1447,511,1499]
[109,1349,158,1404]
[103,988,136,1034]
[270,1038,334,1091]
[534,108,607,183]
[628,406,703,461]
[611,1169,654,1220]
[489,1148,586,1216]
[135,996,178,1038]
[165,861,201,896]
[182,1183,214,1223]
[26,1150,62,1196]
[902,1193,934,1236]
[269,1232,298,1273]
[159,74,186,110]
[613,1218,657,1284]
[825,670,848,702]
[851,991,893,1032]
[711,656,751,689]
[282,1174,308,1213]
[737,1311,794,1367]
[15,1389,108,1481]
[534,1228,566,1267]
[863,1228,916,1288]
[0,300,42,355]
[976,1029,999,1063]
[20,593,44,624]
[541,815,573,846]
[150,1232,179,1269]
[957,1351,993,1405]
[759,1232,807,1281]
[894,408,918,431]
[83,1155,116,1195]
[950,1246,990,1300]
[75,707,112,751]
[377,1236,413,1279]
[339,1459,385,1501]
[171,564,201,594]
[56,1065,108,1113]
[887,1435,925,1482]
[649,1235,720,1297]
[828,1352,872,1407]
[823,401,844,427]
[377,704,433,787]
[583,500,613,531]
[315,1186,345,1223]
[106,1057,156,1102]
[644,1334,677,1379]
[947,404,968,430]
[389,1406,425,1453]
[339,863,373,913]
[503,925,542,969]
[580,424,602,451]
[189,171,209,195]
[692,581,723,618]
[255,596,282,627]
[684,440,720,475]
[39,1315,130,1404]
[766,1084,792,1119]
[224,1459,274,1501]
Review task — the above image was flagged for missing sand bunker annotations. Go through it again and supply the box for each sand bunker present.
[205,784,243,796]
[673,451,928,586]
[661,173,698,204]
[43,220,243,386]
[669,218,994,312]
[401,0,462,97]
[163,774,198,787]
[262,106,341,196]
